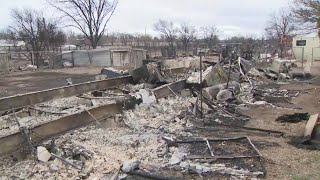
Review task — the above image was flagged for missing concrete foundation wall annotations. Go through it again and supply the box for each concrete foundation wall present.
[90,50,112,66]
[131,49,147,67]
[112,51,130,67]
[57,48,146,68]
[162,58,201,70]
[73,51,90,66]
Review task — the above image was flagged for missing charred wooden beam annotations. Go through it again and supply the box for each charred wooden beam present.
[0,76,132,112]
[0,103,123,157]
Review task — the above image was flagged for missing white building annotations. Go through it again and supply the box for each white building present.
[292,33,320,62]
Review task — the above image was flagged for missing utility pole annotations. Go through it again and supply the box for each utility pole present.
[43,18,50,68]
[199,51,205,119]
[145,26,147,47]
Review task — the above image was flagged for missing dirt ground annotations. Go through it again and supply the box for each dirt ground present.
[242,61,320,180]
[0,61,319,179]
[0,67,102,97]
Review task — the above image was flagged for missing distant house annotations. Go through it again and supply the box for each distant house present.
[0,40,25,50]
[59,45,78,51]
[292,33,320,62]
[56,46,147,68]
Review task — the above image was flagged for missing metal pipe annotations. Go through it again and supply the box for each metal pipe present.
[200,53,203,118]
[226,59,232,88]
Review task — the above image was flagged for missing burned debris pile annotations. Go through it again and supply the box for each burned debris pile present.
[0,54,318,179]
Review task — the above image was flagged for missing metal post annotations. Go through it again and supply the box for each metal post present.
[226,59,232,88]
[312,47,314,66]
[31,52,34,65]
[199,53,203,118]
[302,47,304,70]
[71,51,75,67]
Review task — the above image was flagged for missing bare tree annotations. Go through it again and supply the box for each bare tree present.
[153,19,177,48]
[179,23,196,54]
[11,8,66,66]
[48,0,118,49]
[265,8,295,58]
[107,32,118,46]
[201,26,219,49]
[0,31,9,40]
[292,0,320,35]
[116,33,134,46]
[0,29,19,46]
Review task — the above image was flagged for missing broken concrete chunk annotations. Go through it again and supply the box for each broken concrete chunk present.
[63,61,73,68]
[270,59,290,73]
[66,78,73,85]
[202,81,240,101]
[169,148,187,165]
[248,68,265,77]
[216,89,233,101]
[202,85,222,101]
[187,64,228,87]
[203,64,228,87]
[101,67,124,78]
[137,89,156,105]
[187,72,201,84]
[26,64,38,71]
[121,160,140,173]
[37,146,51,163]
[279,73,290,80]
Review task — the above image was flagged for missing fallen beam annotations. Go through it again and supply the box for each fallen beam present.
[0,103,123,157]
[187,155,261,160]
[302,114,319,144]
[127,170,177,180]
[205,124,285,136]
[153,80,187,99]
[0,76,132,112]
[170,137,247,144]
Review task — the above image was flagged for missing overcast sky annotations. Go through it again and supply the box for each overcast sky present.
[0,0,290,38]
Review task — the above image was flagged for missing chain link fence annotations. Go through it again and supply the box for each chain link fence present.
[0,52,9,73]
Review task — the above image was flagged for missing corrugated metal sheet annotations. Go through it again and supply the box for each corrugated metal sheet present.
[90,50,111,66]
[73,51,90,66]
